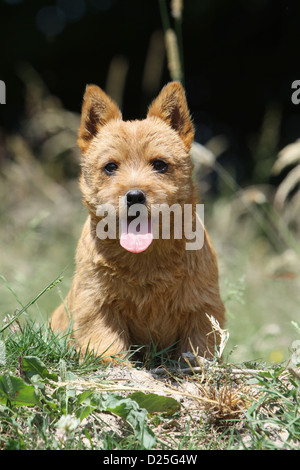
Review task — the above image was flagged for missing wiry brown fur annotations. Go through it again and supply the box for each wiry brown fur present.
[51,82,225,361]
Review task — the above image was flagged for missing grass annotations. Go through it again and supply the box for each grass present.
[0,20,299,448]
[0,278,299,450]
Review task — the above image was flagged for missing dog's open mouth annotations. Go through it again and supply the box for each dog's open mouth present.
[120,215,153,253]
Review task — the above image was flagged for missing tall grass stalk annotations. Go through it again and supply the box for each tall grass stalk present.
[0,274,63,334]
[213,160,299,253]
[158,0,184,85]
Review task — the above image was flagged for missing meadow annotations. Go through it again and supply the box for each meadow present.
[0,74,299,449]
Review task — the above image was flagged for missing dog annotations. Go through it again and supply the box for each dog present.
[50,82,225,361]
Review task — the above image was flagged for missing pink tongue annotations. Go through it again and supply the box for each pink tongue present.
[120,219,153,253]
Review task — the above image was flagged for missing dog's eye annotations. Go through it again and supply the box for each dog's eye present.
[151,159,168,173]
[104,162,118,175]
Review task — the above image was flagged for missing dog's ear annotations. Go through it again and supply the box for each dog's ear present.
[78,85,122,153]
[147,82,194,150]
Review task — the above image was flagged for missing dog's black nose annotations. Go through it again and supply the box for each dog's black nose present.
[126,189,146,207]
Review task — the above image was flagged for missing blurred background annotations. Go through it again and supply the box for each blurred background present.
[0,0,300,364]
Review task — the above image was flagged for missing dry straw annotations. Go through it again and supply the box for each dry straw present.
[171,0,183,20]
[165,28,182,82]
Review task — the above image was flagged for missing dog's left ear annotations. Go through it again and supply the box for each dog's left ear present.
[147,82,194,150]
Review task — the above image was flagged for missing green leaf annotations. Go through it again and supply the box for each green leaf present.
[74,391,102,422]
[76,405,95,422]
[76,391,156,448]
[100,393,156,449]
[83,428,94,450]
[0,373,41,407]
[77,390,102,408]
[128,392,181,415]
[65,371,78,381]
[75,391,101,422]
[6,438,26,450]
[22,356,58,382]
[53,386,76,415]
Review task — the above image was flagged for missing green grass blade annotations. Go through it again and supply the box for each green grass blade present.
[0,275,63,334]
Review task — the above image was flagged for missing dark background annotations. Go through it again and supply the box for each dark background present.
[1,0,300,186]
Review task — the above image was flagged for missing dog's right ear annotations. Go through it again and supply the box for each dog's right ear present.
[78,85,122,153]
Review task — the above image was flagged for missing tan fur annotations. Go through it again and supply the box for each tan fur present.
[51,82,225,361]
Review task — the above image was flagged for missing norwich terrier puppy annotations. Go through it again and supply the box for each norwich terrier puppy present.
[51,82,225,361]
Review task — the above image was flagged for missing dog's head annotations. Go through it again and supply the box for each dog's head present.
[78,82,196,253]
